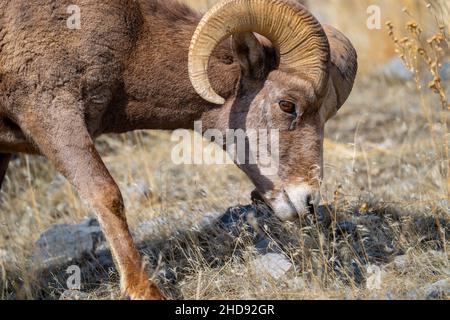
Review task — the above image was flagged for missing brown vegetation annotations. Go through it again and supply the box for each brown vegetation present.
[0,0,448,300]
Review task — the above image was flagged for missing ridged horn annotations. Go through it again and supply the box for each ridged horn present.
[188,0,331,105]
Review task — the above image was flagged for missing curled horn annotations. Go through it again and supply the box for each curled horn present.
[188,0,331,105]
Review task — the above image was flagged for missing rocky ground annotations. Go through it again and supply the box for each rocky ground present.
[6,199,450,300]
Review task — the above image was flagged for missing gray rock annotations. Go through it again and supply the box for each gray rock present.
[134,215,195,238]
[378,57,450,82]
[136,180,151,197]
[59,290,90,300]
[218,205,259,236]
[0,249,15,265]
[425,279,450,300]
[251,253,292,280]
[406,290,419,300]
[134,217,170,237]
[393,255,408,269]
[124,179,152,198]
[379,57,413,81]
[254,237,271,254]
[31,217,104,269]
[440,63,450,81]
[336,220,357,235]
[289,277,307,290]
[316,205,332,226]
[438,199,449,211]
[198,212,220,229]
[385,291,395,300]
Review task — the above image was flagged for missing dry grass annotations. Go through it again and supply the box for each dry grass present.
[0,0,449,300]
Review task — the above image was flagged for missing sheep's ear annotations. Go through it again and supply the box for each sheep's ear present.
[232,32,266,80]
[323,25,358,112]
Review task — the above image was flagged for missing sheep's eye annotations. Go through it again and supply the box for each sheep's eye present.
[279,100,297,115]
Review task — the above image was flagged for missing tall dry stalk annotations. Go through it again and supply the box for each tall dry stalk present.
[387,1,449,200]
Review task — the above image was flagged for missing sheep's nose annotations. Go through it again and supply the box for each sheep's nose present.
[258,185,320,222]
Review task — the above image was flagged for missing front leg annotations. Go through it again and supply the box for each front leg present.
[17,95,165,300]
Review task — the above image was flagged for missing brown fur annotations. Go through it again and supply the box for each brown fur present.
[0,0,356,299]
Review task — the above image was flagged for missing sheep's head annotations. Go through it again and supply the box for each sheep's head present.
[189,0,357,221]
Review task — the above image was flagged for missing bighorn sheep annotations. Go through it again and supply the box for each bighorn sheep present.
[0,0,357,299]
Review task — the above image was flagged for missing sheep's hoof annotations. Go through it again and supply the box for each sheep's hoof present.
[124,283,166,300]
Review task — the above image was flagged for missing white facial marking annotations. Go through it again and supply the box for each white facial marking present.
[271,184,318,222]
[271,193,297,221]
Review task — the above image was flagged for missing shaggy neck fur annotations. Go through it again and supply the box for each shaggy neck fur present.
[101,0,241,136]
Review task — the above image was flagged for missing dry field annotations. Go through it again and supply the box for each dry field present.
[0,0,449,300]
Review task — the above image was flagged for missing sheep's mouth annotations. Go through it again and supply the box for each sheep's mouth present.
[250,189,265,203]
[251,188,316,220]
[250,189,275,212]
